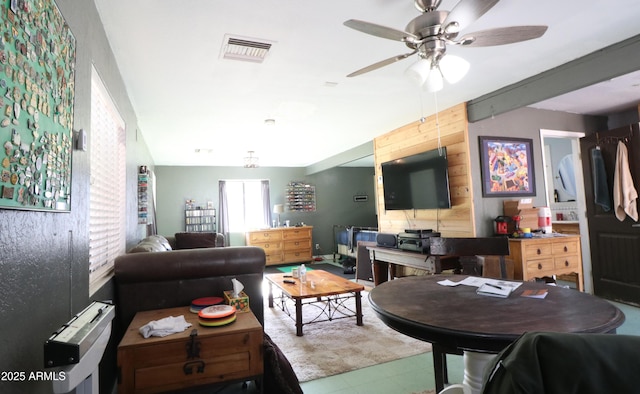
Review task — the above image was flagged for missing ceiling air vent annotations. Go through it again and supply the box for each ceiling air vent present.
[221,34,274,63]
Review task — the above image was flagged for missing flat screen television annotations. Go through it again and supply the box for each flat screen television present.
[381,147,451,210]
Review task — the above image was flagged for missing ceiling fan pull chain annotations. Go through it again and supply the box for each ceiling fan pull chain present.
[419,91,426,123]
[434,91,443,156]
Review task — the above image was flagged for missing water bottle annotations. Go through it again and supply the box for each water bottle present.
[299,264,307,284]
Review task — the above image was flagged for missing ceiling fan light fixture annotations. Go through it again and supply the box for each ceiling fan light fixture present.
[423,66,443,92]
[404,58,432,86]
[244,151,259,168]
[439,54,470,84]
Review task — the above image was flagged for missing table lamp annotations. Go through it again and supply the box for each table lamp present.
[273,204,284,227]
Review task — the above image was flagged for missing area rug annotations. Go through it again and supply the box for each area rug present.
[263,290,431,382]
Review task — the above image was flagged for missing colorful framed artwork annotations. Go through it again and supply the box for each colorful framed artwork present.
[479,136,536,197]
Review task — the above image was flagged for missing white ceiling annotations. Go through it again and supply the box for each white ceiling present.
[530,70,640,116]
[94,0,640,167]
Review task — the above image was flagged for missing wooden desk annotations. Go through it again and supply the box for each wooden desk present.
[369,275,624,393]
[118,307,263,393]
[368,246,459,286]
[368,247,436,285]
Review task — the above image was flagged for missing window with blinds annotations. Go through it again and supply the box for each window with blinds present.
[89,66,126,294]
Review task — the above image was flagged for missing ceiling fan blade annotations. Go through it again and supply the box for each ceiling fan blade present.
[442,0,500,32]
[344,19,417,42]
[347,51,417,77]
[457,25,548,47]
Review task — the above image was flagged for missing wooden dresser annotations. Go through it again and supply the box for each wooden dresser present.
[117,307,263,393]
[507,235,583,291]
[245,226,313,266]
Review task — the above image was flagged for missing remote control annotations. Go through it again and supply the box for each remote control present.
[283,279,296,284]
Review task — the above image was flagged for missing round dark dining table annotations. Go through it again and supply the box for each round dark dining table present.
[368,274,625,393]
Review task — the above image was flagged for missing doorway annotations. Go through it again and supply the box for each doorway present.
[539,129,592,293]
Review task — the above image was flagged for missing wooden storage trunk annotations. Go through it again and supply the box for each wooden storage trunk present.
[117,307,263,393]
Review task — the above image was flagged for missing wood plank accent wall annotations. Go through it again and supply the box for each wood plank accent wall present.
[374,102,476,237]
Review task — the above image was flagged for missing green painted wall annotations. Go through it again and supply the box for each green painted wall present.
[155,165,377,257]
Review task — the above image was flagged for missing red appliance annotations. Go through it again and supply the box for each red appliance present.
[494,216,512,235]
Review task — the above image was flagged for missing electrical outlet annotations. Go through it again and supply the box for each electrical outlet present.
[315,243,320,250]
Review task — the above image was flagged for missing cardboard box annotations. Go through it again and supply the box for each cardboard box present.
[223,290,250,313]
[503,199,534,215]
[503,199,538,233]
[514,208,539,231]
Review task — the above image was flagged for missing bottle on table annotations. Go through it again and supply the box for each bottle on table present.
[299,264,307,284]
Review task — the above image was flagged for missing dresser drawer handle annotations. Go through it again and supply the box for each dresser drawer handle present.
[183,360,205,375]
[564,260,569,267]
[564,246,568,252]
[537,249,542,255]
[538,263,543,270]
[265,243,269,248]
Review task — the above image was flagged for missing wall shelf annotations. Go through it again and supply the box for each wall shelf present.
[137,168,149,224]
[286,182,316,212]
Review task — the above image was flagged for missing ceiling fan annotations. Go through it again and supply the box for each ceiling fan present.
[344,0,547,91]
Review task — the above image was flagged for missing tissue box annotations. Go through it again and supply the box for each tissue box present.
[223,290,250,313]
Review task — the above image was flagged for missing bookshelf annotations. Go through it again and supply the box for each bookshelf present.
[185,200,216,232]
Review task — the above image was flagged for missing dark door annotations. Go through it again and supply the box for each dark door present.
[581,123,640,304]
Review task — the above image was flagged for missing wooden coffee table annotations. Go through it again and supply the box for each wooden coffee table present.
[265,270,365,336]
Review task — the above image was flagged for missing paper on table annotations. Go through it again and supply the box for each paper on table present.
[459,276,523,291]
[476,283,514,298]
[437,279,461,287]
[437,277,523,296]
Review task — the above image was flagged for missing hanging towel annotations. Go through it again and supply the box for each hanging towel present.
[558,155,577,198]
[613,141,638,222]
[591,148,611,212]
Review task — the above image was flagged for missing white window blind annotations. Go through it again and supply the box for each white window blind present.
[89,67,126,294]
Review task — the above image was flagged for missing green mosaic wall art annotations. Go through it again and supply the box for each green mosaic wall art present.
[0,0,75,211]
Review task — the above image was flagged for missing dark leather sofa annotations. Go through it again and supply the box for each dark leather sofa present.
[113,234,303,394]
[113,243,265,340]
